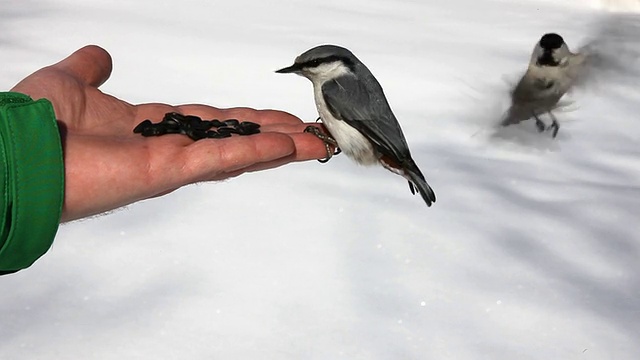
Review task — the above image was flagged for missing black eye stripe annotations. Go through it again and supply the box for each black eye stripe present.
[299,55,355,70]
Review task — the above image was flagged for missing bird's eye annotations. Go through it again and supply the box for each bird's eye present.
[307,59,322,67]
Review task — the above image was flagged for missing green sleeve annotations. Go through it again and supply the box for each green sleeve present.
[0,92,64,274]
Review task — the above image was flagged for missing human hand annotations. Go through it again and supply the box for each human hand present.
[11,45,327,222]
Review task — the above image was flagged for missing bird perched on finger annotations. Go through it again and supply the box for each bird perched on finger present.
[276,44,436,207]
[501,33,586,138]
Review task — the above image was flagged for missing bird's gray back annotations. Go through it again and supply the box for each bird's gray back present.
[322,60,412,162]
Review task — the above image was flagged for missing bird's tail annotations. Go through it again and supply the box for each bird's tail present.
[402,159,436,207]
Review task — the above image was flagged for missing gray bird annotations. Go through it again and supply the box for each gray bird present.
[276,45,436,206]
[502,33,586,137]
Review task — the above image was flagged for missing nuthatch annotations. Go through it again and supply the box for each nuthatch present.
[277,45,436,206]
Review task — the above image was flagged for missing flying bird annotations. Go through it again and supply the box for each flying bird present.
[501,33,585,137]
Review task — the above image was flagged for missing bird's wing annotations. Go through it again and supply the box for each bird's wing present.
[502,71,556,125]
[571,14,640,88]
[511,70,557,102]
[321,74,410,162]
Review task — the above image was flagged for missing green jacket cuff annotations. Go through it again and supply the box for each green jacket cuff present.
[0,92,64,273]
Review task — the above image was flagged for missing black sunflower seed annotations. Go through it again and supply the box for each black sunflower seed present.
[164,112,184,122]
[210,119,225,128]
[223,119,240,126]
[217,126,241,135]
[207,131,232,139]
[134,113,260,140]
[188,129,209,141]
[141,126,166,137]
[237,121,261,135]
[133,119,153,133]
[162,118,182,130]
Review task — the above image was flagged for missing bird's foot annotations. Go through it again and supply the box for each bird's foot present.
[534,117,546,132]
[304,125,341,163]
[548,120,560,138]
[547,113,560,138]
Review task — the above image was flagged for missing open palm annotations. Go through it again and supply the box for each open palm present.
[11,45,326,222]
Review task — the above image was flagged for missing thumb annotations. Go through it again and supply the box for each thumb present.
[54,45,113,87]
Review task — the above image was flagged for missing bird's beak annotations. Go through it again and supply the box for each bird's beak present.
[275,63,302,74]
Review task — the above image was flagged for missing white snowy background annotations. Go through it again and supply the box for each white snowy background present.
[1,0,640,359]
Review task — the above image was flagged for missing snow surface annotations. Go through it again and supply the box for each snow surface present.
[2,0,640,359]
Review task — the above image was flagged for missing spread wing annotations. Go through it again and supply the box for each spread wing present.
[321,74,411,162]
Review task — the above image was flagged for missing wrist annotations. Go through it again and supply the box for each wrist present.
[0,92,64,273]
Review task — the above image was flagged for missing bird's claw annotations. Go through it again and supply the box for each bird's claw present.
[547,113,560,138]
[534,118,546,133]
[548,121,560,138]
[304,125,340,163]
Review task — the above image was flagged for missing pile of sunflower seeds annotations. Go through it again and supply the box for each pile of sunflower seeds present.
[133,112,261,141]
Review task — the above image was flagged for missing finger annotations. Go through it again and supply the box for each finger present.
[260,122,330,137]
[175,105,304,126]
[212,154,299,180]
[134,115,328,155]
[208,133,331,180]
[260,123,333,160]
[205,131,333,181]
[180,127,328,162]
[54,45,113,87]
[282,132,331,161]
[179,132,296,183]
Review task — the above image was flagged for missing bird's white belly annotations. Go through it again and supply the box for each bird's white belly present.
[313,87,379,166]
